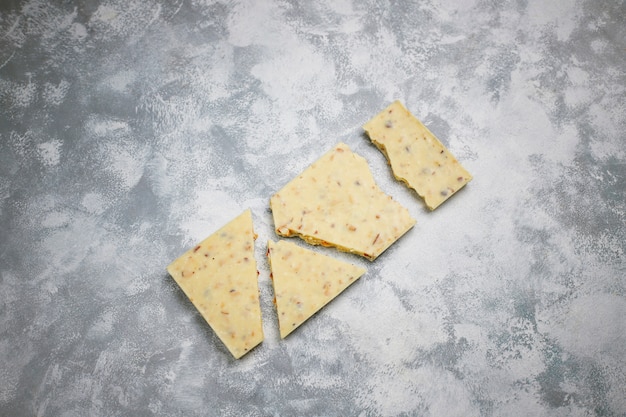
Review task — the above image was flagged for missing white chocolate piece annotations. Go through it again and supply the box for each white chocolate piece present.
[363,101,472,210]
[270,142,415,261]
[267,240,366,338]
[166,209,263,359]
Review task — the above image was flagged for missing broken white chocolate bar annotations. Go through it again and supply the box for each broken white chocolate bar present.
[270,142,415,261]
[166,209,263,359]
[363,101,472,210]
[268,239,366,338]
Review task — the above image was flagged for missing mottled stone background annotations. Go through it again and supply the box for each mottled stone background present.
[1,0,624,416]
